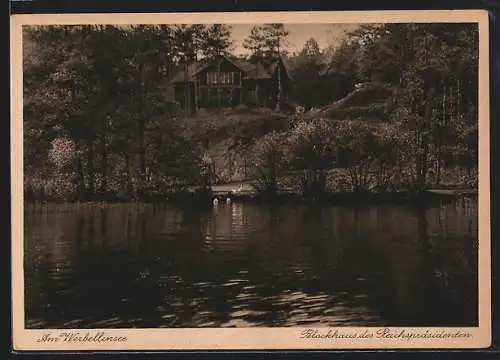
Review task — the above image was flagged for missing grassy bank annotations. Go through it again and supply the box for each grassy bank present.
[24,101,477,204]
[25,184,477,209]
[180,108,290,183]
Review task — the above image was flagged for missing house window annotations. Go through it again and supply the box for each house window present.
[206,88,217,101]
[206,72,216,85]
[206,72,235,85]
[247,88,258,102]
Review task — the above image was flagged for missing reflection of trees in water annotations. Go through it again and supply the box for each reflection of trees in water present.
[75,213,85,246]
[356,202,478,326]
[204,203,251,252]
[416,202,478,325]
[25,201,478,328]
[198,205,383,326]
[25,209,96,328]
[411,204,459,325]
[101,208,107,248]
[297,206,391,319]
[27,205,174,328]
[406,205,438,324]
[284,202,479,327]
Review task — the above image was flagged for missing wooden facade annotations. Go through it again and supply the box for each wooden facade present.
[169,55,291,114]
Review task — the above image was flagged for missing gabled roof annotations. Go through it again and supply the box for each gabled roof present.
[318,64,333,77]
[168,54,281,83]
[168,59,210,83]
[267,54,293,78]
[238,62,272,80]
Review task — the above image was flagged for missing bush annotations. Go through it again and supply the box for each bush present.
[287,115,338,196]
[48,137,77,170]
[248,131,288,196]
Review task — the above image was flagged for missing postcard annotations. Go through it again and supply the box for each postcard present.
[10,10,491,350]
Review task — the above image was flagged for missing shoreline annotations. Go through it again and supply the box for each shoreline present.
[24,188,478,207]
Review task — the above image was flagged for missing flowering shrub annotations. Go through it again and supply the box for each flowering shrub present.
[286,116,338,196]
[49,173,77,199]
[249,131,288,195]
[199,151,215,188]
[48,137,76,169]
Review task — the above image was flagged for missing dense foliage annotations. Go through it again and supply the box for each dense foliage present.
[242,24,289,66]
[251,23,478,196]
[23,23,478,202]
[24,24,232,201]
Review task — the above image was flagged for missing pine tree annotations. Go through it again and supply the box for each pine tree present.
[199,24,233,108]
[23,24,201,201]
[172,24,207,113]
[291,38,325,108]
[243,23,289,65]
[299,37,321,58]
[200,24,233,59]
[242,26,266,63]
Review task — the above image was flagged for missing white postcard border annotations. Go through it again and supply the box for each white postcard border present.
[10,10,491,351]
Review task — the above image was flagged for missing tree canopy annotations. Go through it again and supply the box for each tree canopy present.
[23,23,479,202]
[243,24,289,65]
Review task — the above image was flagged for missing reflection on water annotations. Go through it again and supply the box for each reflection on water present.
[25,199,478,328]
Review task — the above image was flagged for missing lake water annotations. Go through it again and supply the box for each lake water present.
[24,200,478,328]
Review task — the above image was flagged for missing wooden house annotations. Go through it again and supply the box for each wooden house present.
[167,54,292,114]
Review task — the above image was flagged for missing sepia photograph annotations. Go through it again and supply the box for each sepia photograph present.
[11,11,490,350]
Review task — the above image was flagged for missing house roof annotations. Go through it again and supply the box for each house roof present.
[168,60,209,83]
[238,62,272,80]
[168,54,291,83]
[267,54,293,78]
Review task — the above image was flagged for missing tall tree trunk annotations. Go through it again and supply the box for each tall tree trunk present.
[435,142,441,187]
[98,26,109,195]
[70,89,86,199]
[99,118,108,193]
[417,86,435,192]
[124,151,133,195]
[435,84,447,186]
[217,57,221,109]
[86,138,95,196]
[184,63,190,113]
[138,126,146,178]
[416,33,433,192]
[275,38,282,112]
[75,151,86,200]
[137,62,147,179]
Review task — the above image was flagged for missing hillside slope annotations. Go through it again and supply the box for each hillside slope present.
[179,84,395,184]
[179,108,290,183]
[309,83,395,121]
